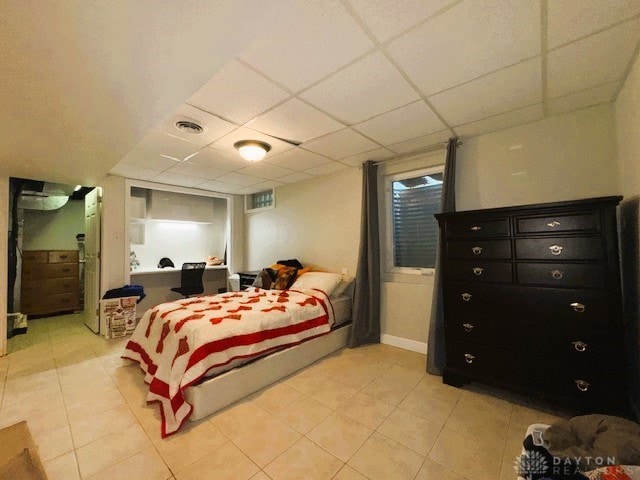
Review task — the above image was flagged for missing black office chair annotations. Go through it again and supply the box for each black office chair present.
[171,262,206,298]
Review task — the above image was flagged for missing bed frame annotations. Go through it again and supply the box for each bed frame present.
[186,322,352,421]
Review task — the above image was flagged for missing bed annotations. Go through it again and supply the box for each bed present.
[122,277,352,437]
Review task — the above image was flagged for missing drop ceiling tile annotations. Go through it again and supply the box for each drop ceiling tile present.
[211,126,296,159]
[237,163,296,180]
[387,0,540,95]
[159,104,237,146]
[302,128,380,159]
[387,130,452,154]
[239,0,374,92]
[190,147,250,172]
[151,172,207,188]
[252,180,285,190]
[215,172,263,186]
[235,185,266,195]
[429,58,542,126]
[547,82,619,116]
[339,148,395,167]
[346,0,458,42]
[246,99,344,143]
[305,161,349,177]
[136,130,201,161]
[454,104,544,138]
[119,147,180,171]
[548,0,640,48]
[265,148,332,171]
[109,163,161,181]
[300,52,419,124]
[199,180,243,193]
[353,101,445,145]
[547,19,640,98]
[165,161,227,180]
[277,171,314,184]
[187,60,290,124]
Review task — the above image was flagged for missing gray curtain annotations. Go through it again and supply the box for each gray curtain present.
[349,160,381,347]
[426,138,458,374]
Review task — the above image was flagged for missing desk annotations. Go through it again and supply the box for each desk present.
[130,266,228,317]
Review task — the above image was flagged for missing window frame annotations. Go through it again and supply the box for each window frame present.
[245,188,275,213]
[384,164,444,275]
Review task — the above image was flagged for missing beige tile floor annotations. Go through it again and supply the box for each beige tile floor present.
[0,313,568,480]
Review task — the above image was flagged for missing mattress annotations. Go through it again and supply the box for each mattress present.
[331,295,352,327]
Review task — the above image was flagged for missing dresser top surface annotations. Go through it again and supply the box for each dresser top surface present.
[435,195,622,220]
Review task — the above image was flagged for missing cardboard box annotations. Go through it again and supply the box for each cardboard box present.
[100,296,138,339]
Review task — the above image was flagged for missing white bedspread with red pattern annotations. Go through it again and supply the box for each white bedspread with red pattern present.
[122,287,334,437]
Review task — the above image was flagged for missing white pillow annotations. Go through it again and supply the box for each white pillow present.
[290,272,343,296]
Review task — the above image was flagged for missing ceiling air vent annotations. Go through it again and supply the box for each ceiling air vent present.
[174,120,204,134]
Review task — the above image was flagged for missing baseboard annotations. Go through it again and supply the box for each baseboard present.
[380,334,428,354]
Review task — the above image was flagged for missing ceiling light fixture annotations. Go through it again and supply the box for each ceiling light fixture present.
[234,140,271,162]
[74,185,82,192]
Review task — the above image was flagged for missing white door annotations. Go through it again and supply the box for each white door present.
[84,187,102,333]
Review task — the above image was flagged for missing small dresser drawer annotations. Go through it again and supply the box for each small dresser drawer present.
[516,263,605,289]
[22,251,48,264]
[515,237,604,261]
[447,218,509,238]
[48,250,79,263]
[445,314,506,348]
[23,263,79,280]
[447,341,515,381]
[447,240,511,259]
[515,212,600,235]
[447,261,512,283]
[23,277,79,298]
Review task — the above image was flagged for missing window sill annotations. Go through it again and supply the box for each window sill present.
[382,271,436,285]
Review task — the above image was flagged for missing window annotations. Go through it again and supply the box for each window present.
[245,189,275,212]
[386,166,443,273]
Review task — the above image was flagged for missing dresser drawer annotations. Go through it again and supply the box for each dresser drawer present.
[446,261,512,283]
[22,263,79,280]
[22,251,48,264]
[515,212,600,235]
[22,277,79,298]
[447,240,511,259]
[516,263,605,288]
[447,341,516,381]
[445,314,506,348]
[515,237,604,261]
[48,250,79,263]
[447,218,509,238]
[22,293,79,315]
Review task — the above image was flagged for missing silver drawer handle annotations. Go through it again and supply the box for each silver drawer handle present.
[570,302,585,313]
[470,226,482,231]
[472,267,483,276]
[575,380,590,392]
[572,341,588,352]
[551,269,564,280]
[461,293,472,302]
[464,353,475,364]
[471,246,483,255]
[549,245,563,255]
[463,323,474,332]
[547,221,561,228]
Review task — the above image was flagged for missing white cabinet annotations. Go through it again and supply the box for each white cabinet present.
[149,190,213,223]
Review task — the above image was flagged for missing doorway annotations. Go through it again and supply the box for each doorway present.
[5,177,102,351]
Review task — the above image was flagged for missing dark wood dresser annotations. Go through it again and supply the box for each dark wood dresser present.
[435,196,627,412]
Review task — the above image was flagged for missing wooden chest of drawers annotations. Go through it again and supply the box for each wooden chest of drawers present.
[435,196,627,413]
[22,250,80,316]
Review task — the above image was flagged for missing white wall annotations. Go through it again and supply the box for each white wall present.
[244,167,362,274]
[22,200,85,251]
[457,103,618,211]
[615,50,640,199]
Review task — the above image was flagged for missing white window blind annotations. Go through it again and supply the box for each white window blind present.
[391,172,443,269]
